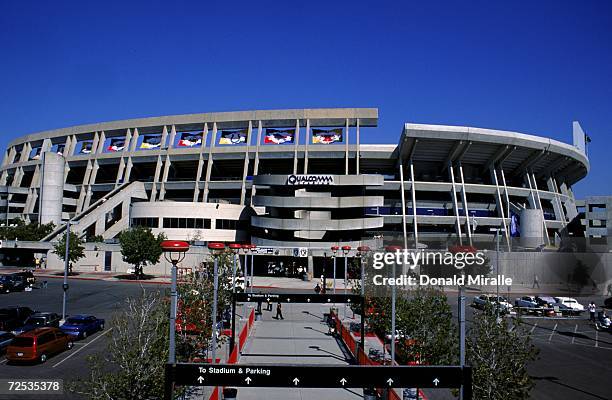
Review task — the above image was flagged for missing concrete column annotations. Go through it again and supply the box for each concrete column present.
[547,176,566,225]
[160,126,168,150]
[458,163,472,244]
[39,152,65,226]
[345,118,349,175]
[491,168,511,249]
[530,173,550,245]
[399,165,408,249]
[409,160,418,248]
[356,119,360,175]
[304,119,310,174]
[449,164,463,245]
[168,125,177,149]
[203,123,217,202]
[250,121,263,203]
[240,121,253,205]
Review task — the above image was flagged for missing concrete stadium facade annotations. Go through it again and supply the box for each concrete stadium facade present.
[0,108,591,272]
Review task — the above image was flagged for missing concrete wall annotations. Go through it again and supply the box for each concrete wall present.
[39,152,64,226]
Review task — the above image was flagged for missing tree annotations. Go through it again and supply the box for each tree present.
[70,290,176,400]
[53,231,85,274]
[467,307,538,399]
[0,218,55,241]
[118,226,165,279]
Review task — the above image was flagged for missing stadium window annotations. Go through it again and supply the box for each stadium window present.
[195,219,203,229]
[179,218,187,229]
[187,218,195,229]
[204,219,211,229]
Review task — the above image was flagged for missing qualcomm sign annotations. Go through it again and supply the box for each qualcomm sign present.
[286,175,334,185]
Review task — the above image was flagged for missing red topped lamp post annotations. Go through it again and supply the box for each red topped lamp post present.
[207,242,225,369]
[161,240,190,367]
[248,244,257,293]
[227,243,241,354]
[356,245,370,351]
[331,245,339,294]
[385,245,403,364]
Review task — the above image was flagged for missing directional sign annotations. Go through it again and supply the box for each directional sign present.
[168,363,470,389]
[234,292,361,304]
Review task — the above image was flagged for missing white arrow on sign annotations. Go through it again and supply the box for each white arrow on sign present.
[293,378,300,386]
[245,377,252,385]
[307,298,311,302]
[327,298,331,302]
[386,378,394,386]
[433,378,440,387]
[197,376,205,384]
[339,378,347,386]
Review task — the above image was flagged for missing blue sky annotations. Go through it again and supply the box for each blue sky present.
[0,1,610,198]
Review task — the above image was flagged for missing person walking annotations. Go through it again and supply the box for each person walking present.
[588,301,597,322]
[256,299,262,314]
[275,302,284,320]
[314,283,321,294]
[532,274,540,289]
[266,298,272,311]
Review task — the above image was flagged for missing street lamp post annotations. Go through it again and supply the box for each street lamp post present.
[342,245,351,320]
[357,245,370,354]
[490,227,501,318]
[161,240,190,366]
[207,242,225,369]
[61,220,71,321]
[249,245,257,294]
[228,243,241,355]
[331,246,338,295]
[386,245,402,364]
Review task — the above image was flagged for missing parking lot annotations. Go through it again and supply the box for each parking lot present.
[0,277,166,399]
[461,293,612,400]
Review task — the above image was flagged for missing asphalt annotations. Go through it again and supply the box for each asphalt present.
[0,278,167,400]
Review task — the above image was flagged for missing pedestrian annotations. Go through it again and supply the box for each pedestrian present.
[275,302,284,320]
[588,301,597,322]
[42,280,48,289]
[314,283,321,294]
[256,299,262,314]
[532,274,540,289]
[266,298,272,311]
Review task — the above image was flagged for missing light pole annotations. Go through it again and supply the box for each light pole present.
[249,245,256,293]
[161,240,190,366]
[357,245,370,354]
[241,244,249,292]
[342,245,351,320]
[490,227,501,318]
[386,245,402,364]
[61,220,71,322]
[228,243,241,354]
[331,246,338,295]
[207,242,225,368]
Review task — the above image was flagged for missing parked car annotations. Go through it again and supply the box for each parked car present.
[6,327,73,363]
[10,271,35,286]
[515,296,539,308]
[473,294,513,313]
[0,307,34,331]
[535,296,557,308]
[604,297,612,309]
[12,312,61,335]
[0,275,28,293]
[0,331,15,352]
[60,315,105,339]
[553,297,585,313]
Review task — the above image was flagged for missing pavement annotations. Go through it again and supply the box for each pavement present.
[236,302,362,400]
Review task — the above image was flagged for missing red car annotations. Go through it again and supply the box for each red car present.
[6,327,73,363]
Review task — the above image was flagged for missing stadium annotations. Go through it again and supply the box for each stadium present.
[0,108,591,274]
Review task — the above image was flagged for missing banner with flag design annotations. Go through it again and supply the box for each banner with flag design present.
[219,130,247,145]
[264,128,294,144]
[312,128,342,144]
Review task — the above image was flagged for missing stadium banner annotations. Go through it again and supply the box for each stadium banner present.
[219,129,248,145]
[107,138,125,152]
[140,135,162,150]
[177,131,203,147]
[29,147,42,160]
[312,128,342,144]
[264,128,294,144]
[79,141,93,154]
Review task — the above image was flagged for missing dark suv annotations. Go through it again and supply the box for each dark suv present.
[0,275,28,293]
[0,307,34,331]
